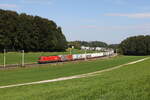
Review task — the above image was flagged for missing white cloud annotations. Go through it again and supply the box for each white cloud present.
[80,25,98,29]
[80,24,150,32]
[0,4,18,8]
[21,0,53,5]
[105,13,150,18]
[105,0,127,5]
[111,0,126,5]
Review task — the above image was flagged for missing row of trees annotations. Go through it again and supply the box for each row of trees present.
[0,9,67,52]
[120,35,150,55]
[68,41,108,49]
[1,9,149,55]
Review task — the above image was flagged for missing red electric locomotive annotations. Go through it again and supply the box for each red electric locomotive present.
[38,56,61,63]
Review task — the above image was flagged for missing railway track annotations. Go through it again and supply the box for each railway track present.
[0,54,117,70]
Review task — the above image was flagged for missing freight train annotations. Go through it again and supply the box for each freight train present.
[38,51,114,64]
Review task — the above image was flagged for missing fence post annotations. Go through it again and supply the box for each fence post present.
[70,48,72,55]
[85,49,87,60]
[22,50,24,67]
[3,49,6,68]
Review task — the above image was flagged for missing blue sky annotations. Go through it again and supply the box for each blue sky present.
[0,0,150,44]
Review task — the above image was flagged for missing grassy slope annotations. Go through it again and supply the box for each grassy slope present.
[0,56,146,86]
[0,57,150,100]
[0,49,95,65]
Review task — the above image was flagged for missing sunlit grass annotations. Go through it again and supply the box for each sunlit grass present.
[0,56,149,100]
[0,49,96,65]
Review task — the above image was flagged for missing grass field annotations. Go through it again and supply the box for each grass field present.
[0,56,146,86]
[0,56,149,100]
[0,49,95,65]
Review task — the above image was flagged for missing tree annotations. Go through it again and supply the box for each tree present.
[68,41,108,49]
[0,9,67,52]
[120,35,150,55]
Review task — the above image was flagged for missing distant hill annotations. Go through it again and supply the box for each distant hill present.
[68,41,108,49]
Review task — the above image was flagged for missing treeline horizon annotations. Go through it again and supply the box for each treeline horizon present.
[1,9,149,55]
[120,35,150,55]
[68,41,108,49]
[0,9,67,52]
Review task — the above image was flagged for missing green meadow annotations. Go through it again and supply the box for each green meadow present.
[0,49,95,65]
[0,56,149,100]
[0,56,145,86]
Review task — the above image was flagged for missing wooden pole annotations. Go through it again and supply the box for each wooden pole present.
[4,49,6,68]
[22,50,24,67]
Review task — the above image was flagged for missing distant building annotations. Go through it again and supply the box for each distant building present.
[81,46,90,50]
[81,46,114,53]
[95,47,106,51]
